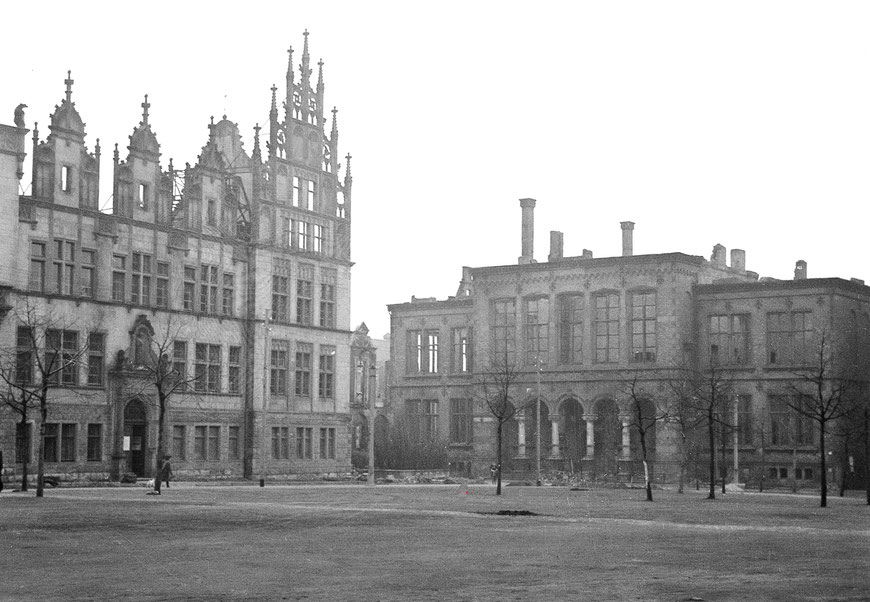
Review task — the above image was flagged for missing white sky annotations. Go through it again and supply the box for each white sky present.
[2,1,869,338]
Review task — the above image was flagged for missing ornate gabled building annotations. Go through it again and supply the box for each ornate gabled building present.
[0,33,357,483]
[387,199,870,489]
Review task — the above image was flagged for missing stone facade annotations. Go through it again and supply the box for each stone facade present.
[0,34,356,484]
[386,200,870,489]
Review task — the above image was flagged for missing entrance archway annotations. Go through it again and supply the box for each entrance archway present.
[123,399,147,477]
[593,398,621,475]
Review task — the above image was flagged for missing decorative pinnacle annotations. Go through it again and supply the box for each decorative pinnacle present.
[141,94,151,125]
[317,59,324,89]
[64,70,74,102]
[253,123,262,157]
[345,153,352,177]
[303,29,309,57]
[270,85,277,111]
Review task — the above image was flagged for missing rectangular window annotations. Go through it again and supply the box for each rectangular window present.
[426,331,439,373]
[524,296,550,366]
[450,398,473,445]
[137,183,148,209]
[172,341,187,388]
[306,179,315,211]
[29,241,46,292]
[206,198,216,226]
[222,273,235,316]
[630,291,657,363]
[406,399,439,439]
[194,343,221,393]
[298,221,311,251]
[492,299,517,365]
[594,293,620,364]
[319,427,336,459]
[408,330,423,374]
[558,294,583,365]
[112,255,126,302]
[228,425,240,460]
[46,329,78,385]
[131,252,151,306]
[292,176,301,207]
[272,275,289,322]
[319,346,335,399]
[710,314,750,365]
[770,395,814,447]
[295,343,312,397]
[208,426,220,460]
[228,346,241,394]
[313,224,326,254]
[172,425,186,460]
[87,332,105,386]
[86,423,102,461]
[296,427,312,459]
[16,422,31,463]
[156,261,169,308]
[183,266,196,311]
[767,311,814,366]
[452,327,471,373]
[54,240,75,295]
[61,423,76,462]
[43,423,59,462]
[16,327,33,385]
[270,340,288,396]
[79,249,96,297]
[61,165,72,192]
[297,265,313,325]
[200,265,218,314]
[319,269,337,328]
[194,425,207,460]
[272,426,290,459]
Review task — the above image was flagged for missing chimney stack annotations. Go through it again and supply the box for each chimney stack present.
[548,231,563,262]
[730,249,746,272]
[794,260,807,280]
[620,221,634,257]
[711,244,727,267]
[519,198,536,265]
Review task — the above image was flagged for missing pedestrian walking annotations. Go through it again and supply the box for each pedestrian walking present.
[490,463,497,485]
[150,455,172,495]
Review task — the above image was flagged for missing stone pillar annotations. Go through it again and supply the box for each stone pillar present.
[518,197,536,265]
[621,417,631,459]
[585,417,595,457]
[620,221,634,257]
[517,416,527,458]
[550,418,561,458]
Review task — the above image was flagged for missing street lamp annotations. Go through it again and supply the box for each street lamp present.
[536,357,542,487]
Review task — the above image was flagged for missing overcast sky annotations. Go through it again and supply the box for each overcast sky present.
[3,2,869,338]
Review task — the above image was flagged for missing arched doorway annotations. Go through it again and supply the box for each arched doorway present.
[123,399,147,477]
[560,398,586,470]
[593,398,621,476]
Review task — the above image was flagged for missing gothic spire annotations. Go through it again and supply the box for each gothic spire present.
[141,94,151,126]
[64,70,74,103]
[252,123,261,161]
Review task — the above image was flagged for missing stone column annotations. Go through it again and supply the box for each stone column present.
[585,417,595,457]
[517,416,527,458]
[550,418,561,458]
[621,417,631,459]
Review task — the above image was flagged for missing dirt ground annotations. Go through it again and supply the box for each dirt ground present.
[0,483,867,601]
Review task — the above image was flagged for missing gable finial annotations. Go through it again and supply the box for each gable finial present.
[141,94,151,125]
[64,70,74,102]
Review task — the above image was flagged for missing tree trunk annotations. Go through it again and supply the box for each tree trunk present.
[19,416,29,492]
[720,422,727,495]
[36,392,47,498]
[677,432,686,494]
[707,407,716,499]
[156,392,167,468]
[639,428,652,502]
[839,437,848,497]
[496,421,503,496]
[819,420,827,508]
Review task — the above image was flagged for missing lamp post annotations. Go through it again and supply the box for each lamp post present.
[536,357,542,487]
[368,364,377,486]
[260,309,270,487]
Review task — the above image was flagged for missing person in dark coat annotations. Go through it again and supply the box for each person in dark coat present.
[152,455,172,494]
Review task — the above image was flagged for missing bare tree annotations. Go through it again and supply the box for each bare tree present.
[621,372,668,501]
[664,366,699,494]
[0,303,88,497]
[0,380,37,491]
[476,349,525,496]
[786,330,860,508]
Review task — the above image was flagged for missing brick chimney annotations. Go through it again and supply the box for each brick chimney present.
[794,260,807,280]
[620,221,634,257]
[548,231,563,262]
[519,198,536,265]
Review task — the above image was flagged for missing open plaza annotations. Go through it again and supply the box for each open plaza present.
[0,483,867,601]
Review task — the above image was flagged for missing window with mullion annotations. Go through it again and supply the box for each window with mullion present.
[594,293,619,364]
[492,299,517,365]
[524,296,549,366]
[630,291,656,363]
[295,343,312,397]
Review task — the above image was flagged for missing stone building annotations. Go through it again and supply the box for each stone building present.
[386,199,870,488]
[0,33,357,483]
